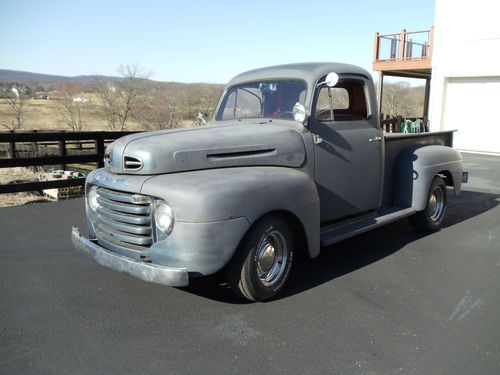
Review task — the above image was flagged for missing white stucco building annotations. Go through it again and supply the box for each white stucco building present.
[429,0,500,154]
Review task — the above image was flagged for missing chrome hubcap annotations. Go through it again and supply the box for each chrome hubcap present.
[256,231,287,287]
[429,187,445,221]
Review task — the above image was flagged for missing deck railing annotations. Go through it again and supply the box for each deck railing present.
[374,28,433,63]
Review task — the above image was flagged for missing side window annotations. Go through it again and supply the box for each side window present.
[316,88,349,121]
[221,88,262,120]
[314,79,368,122]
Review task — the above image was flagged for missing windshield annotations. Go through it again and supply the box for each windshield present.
[216,80,307,121]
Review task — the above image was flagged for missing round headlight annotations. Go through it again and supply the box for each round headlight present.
[88,186,100,211]
[154,202,174,234]
[293,102,308,123]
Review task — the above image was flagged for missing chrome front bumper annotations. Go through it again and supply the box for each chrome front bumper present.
[71,227,189,287]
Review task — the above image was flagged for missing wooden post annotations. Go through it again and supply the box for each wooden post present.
[423,77,431,119]
[31,129,38,157]
[428,26,434,59]
[399,29,406,60]
[378,72,384,117]
[373,32,379,62]
[58,131,67,170]
[94,135,105,168]
[396,115,402,132]
[9,130,16,159]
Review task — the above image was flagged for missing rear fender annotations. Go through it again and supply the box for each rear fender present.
[393,145,463,211]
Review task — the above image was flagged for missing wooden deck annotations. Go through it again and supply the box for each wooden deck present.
[373,28,433,78]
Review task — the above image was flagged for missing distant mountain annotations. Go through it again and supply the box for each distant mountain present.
[0,69,127,84]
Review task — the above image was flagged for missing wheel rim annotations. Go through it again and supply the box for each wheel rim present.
[256,231,288,287]
[429,186,445,222]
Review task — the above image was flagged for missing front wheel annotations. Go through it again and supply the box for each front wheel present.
[409,176,447,231]
[226,216,294,302]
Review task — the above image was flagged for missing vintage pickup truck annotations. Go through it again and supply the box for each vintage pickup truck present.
[72,63,464,301]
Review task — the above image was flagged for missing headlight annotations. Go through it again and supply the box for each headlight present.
[88,186,100,211]
[154,202,174,234]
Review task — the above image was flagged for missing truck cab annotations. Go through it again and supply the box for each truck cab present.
[72,63,464,301]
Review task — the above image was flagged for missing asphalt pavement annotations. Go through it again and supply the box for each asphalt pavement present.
[1,153,499,374]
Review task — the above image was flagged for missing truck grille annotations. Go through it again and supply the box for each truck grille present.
[94,187,153,251]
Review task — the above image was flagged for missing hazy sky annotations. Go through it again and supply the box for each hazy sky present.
[1,0,435,83]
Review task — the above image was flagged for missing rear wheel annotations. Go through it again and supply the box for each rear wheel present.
[227,216,294,302]
[409,176,447,230]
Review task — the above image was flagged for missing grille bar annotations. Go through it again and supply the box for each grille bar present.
[97,195,150,215]
[96,214,152,236]
[98,223,153,246]
[96,206,150,225]
[97,231,150,252]
[98,187,150,205]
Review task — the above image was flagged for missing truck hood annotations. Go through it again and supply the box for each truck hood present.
[106,122,306,175]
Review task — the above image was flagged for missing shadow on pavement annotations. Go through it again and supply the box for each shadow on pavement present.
[180,190,499,303]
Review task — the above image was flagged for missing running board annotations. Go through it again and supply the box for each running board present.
[320,207,415,246]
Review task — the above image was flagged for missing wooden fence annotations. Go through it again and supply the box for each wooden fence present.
[0,131,137,194]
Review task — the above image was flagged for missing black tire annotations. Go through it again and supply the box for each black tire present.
[409,176,447,231]
[226,216,294,302]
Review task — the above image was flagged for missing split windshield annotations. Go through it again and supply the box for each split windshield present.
[216,80,307,121]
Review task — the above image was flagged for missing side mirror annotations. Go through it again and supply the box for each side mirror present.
[325,72,339,87]
[317,72,339,87]
[293,103,309,126]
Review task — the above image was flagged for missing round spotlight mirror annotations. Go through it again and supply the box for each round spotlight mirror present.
[293,103,308,125]
[325,72,339,87]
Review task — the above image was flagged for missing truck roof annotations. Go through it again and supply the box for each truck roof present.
[227,62,371,87]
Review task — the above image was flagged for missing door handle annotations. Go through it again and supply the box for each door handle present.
[368,136,382,142]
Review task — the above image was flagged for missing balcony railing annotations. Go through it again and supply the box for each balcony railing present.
[373,28,433,71]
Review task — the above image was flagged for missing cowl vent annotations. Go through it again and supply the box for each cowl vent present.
[124,156,143,171]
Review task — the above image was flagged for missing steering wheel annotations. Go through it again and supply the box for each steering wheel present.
[279,111,294,119]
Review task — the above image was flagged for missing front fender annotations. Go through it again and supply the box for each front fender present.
[393,145,463,211]
[141,167,320,259]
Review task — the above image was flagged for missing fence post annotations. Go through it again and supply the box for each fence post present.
[58,130,67,170]
[31,130,39,172]
[399,29,406,60]
[94,134,105,168]
[396,115,402,132]
[373,32,380,62]
[9,130,16,159]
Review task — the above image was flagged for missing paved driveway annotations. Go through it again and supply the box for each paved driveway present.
[1,153,499,374]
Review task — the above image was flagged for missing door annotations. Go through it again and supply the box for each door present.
[309,77,383,223]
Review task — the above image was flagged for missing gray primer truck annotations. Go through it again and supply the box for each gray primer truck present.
[72,63,464,301]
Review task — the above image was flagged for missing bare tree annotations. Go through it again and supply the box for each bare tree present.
[139,92,183,130]
[56,86,87,131]
[93,63,151,131]
[1,88,28,131]
[381,81,425,118]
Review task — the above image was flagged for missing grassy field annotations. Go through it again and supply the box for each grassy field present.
[0,93,149,131]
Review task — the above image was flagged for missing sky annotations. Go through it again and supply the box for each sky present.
[0,0,435,83]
